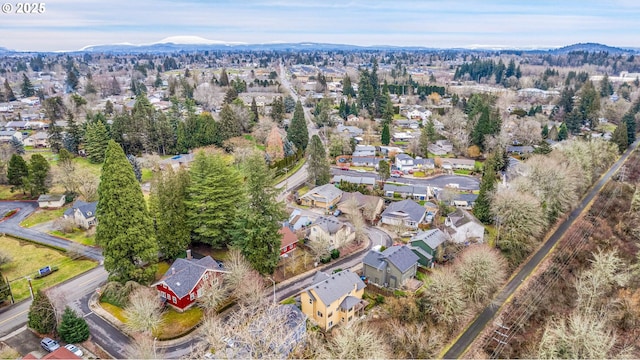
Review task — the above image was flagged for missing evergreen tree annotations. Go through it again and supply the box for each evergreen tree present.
[27,290,56,334]
[63,112,82,154]
[232,153,285,274]
[357,69,375,113]
[28,154,51,197]
[381,122,391,146]
[473,155,497,224]
[186,152,244,248]
[21,73,35,97]
[599,74,614,97]
[306,135,331,186]
[217,104,241,145]
[96,141,158,284]
[471,106,501,151]
[558,122,569,141]
[47,120,64,153]
[10,137,24,154]
[0,272,11,303]
[287,100,308,151]
[271,96,285,123]
[127,155,142,182]
[219,68,229,86]
[250,97,259,123]
[342,75,356,97]
[58,306,90,343]
[418,125,430,158]
[425,119,437,142]
[223,87,238,104]
[284,95,296,113]
[4,79,16,101]
[541,124,549,139]
[622,111,636,146]
[533,140,552,155]
[84,121,110,163]
[149,168,190,260]
[612,121,628,153]
[8,154,28,194]
[378,159,390,182]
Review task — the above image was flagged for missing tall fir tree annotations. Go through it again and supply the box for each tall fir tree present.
[473,155,497,224]
[7,154,28,194]
[271,96,285,123]
[612,121,628,153]
[58,306,90,343]
[250,97,259,123]
[96,141,158,284]
[558,122,569,141]
[418,125,430,158]
[622,111,636,146]
[27,290,56,334]
[84,120,110,164]
[232,153,285,274]
[306,134,331,186]
[149,167,191,260]
[216,104,241,145]
[186,152,244,248]
[541,124,549,139]
[381,122,391,146]
[287,100,309,151]
[47,119,64,153]
[28,154,50,197]
[63,111,82,154]
[21,73,35,97]
[4,78,16,101]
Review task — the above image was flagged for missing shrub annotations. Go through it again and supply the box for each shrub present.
[330,249,340,259]
[100,281,143,308]
[28,290,56,334]
[58,306,90,343]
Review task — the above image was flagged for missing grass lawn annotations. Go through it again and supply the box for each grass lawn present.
[0,345,20,359]
[49,229,96,246]
[297,185,310,196]
[20,208,67,228]
[0,236,97,302]
[0,185,33,201]
[100,302,127,323]
[485,225,497,247]
[155,307,203,339]
[453,169,473,175]
[413,171,426,177]
[72,156,102,175]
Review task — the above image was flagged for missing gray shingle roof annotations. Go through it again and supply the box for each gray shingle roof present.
[381,199,426,222]
[383,184,428,195]
[362,250,387,270]
[339,295,362,311]
[454,193,478,203]
[411,229,447,250]
[155,256,224,299]
[382,245,420,273]
[301,183,344,203]
[65,200,97,219]
[332,175,376,186]
[311,216,344,235]
[447,208,481,227]
[304,270,365,306]
[37,194,65,202]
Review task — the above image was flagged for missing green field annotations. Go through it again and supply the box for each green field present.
[0,236,97,301]
[20,208,67,228]
[50,229,96,246]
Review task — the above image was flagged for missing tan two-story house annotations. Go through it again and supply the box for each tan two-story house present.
[307,216,355,250]
[300,271,366,331]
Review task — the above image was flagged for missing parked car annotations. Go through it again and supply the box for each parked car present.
[64,344,83,357]
[333,209,342,217]
[40,338,60,352]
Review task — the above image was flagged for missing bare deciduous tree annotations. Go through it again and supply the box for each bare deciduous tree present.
[75,167,100,202]
[329,322,390,359]
[306,234,332,264]
[126,333,163,359]
[575,249,629,314]
[454,244,506,304]
[557,138,618,185]
[439,108,470,154]
[197,276,228,316]
[418,267,467,328]
[124,287,164,335]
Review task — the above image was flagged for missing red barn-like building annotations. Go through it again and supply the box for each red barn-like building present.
[153,255,225,311]
[279,226,298,257]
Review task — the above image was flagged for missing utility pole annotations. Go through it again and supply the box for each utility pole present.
[27,276,34,300]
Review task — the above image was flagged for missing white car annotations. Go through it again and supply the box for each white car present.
[64,344,84,357]
[355,169,366,173]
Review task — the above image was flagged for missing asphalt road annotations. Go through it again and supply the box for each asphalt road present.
[442,139,640,359]
[332,168,481,190]
[0,201,103,261]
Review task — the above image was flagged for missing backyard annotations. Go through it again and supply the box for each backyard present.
[0,236,97,301]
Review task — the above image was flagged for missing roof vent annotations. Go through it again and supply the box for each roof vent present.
[176,282,181,286]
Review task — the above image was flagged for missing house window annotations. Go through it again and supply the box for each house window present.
[348,316,353,321]
[172,296,177,303]
[160,292,166,298]
[317,311,323,317]
[190,292,195,301]
[328,312,333,318]
[328,321,333,328]
[309,298,313,304]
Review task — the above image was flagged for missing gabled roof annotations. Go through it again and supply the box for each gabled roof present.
[332,175,376,186]
[381,245,420,273]
[453,193,478,203]
[154,256,224,299]
[279,226,297,249]
[339,295,362,311]
[410,229,447,250]
[383,184,428,195]
[362,250,387,271]
[381,199,427,222]
[64,200,97,218]
[301,184,343,203]
[447,208,482,228]
[396,153,414,161]
[305,270,365,306]
[310,216,346,235]
[338,191,381,209]
[37,194,65,202]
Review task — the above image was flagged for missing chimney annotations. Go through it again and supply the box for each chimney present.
[186,249,192,260]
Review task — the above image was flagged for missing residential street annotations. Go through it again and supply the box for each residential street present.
[332,168,481,190]
[442,139,640,359]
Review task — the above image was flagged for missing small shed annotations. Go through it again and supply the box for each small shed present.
[37,194,66,208]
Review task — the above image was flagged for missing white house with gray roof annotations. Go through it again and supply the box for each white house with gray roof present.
[63,200,97,229]
[363,245,419,289]
[444,208,485,244]
[380,199,427,229]
[299,184,343,210]
[307,216,355,250]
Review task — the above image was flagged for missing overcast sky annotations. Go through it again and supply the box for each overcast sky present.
[1,0,639,51]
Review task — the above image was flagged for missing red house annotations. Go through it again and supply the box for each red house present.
[153,255,225,311]
[279,226,298,256]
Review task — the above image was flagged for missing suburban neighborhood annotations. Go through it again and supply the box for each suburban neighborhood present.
[1,9,640,360]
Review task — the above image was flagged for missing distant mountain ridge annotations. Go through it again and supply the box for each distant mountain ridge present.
[0,38,638,54]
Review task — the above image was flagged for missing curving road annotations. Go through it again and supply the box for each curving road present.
[442,139,640,359]
[0,201,103,261]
